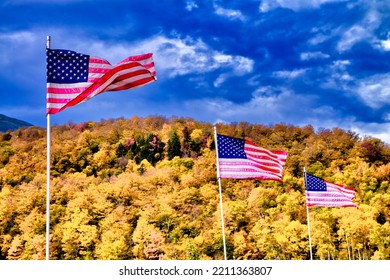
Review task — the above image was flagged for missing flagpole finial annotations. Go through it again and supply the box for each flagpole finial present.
[46,36,51,49]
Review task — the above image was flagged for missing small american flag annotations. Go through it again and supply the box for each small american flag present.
[305,173,357,207]
[46,49,156,114]
[216,134,287,181]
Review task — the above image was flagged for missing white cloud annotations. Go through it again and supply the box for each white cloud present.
[355,74,390,109]
[131,35,254,79]
[336,25,371,52]
[44,32,254,80]
[213,53,254,74]
[380,39,390,50]
[183,87,317,125]
[0,31,39,65]
[185,1,198,11]
[0,31,38,43]
[377,32,390,51]
[0,27,254,96]
[337,6,381,52]
[319,60,353,89]
[272,69,306,79]
[213,74,229,88]
[300,51,330,60]
[0,30,45,87]
[308,33,330,45]
[259,0,345,12]
[350,122,390,144]
[305,2,384,53]
[182,89,390,143]
[214,4,246,21]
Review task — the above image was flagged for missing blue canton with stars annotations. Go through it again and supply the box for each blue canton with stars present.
[306,174,327,191]
[47,49,89,83]
[217,134,247,159]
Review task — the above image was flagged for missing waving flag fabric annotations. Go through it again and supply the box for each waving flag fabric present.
[305,173,357,207]
[216,134,287,181]
[46,49,156,114]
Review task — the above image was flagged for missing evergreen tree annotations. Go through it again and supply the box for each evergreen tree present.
[167,130,181,160]
[182,126,191,158]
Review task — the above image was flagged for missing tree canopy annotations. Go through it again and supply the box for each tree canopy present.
[0,116,389,260]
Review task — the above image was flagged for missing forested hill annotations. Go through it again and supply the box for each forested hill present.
[0,116,389,260]
[0,114,33,132]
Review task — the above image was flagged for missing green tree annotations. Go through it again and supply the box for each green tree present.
[167,130,181,160]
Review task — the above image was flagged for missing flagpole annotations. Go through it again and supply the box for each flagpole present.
[46,35,51,260]
[304,167,313,260]
[345,230,351,260]
[213,126,227,260]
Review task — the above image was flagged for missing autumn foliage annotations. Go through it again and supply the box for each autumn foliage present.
[0,116,389,260]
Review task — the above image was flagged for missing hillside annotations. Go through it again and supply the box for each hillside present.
[0,116,389,260]
[0,114,33,132]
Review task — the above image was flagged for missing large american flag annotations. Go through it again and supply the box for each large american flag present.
[46,49,156,114]
[305,173,357,207]
[216,134,287,181]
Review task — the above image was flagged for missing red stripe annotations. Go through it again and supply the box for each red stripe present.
[324,180,356,192]
[119,53,153,63]
[47,108,60,114]
[46,87,87,94]
[88,67,110,74]
[89,57,111,64]
[107,68,154,83]
[46,97,73,104]
[108,77,155,91]
[307,203,356,207]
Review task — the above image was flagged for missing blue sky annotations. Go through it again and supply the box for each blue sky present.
[1,0,390,142]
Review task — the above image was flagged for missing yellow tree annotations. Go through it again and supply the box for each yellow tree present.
[95,206,133,260]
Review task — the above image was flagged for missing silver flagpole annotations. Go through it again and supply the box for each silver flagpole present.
[46,35,51,260]
[213,126,227,260]
[304,167,313,260]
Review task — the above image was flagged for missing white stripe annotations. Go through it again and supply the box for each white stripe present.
[88,72,105,79]
[137,57,154,65]
[47,93,80,99]
[47,82,91,89]
[46,103,65,109]
[89,63,112,69]
[119,56,154,66]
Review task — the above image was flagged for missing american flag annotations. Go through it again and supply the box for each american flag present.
[216,134,287,181]
[46,49,156,114]
[305,173,357,207]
